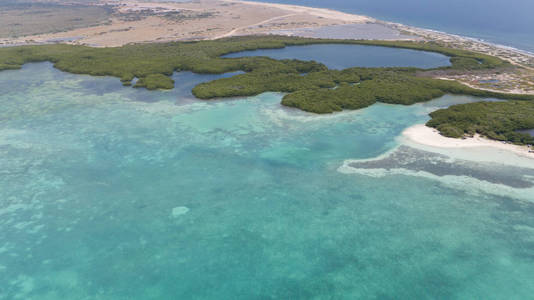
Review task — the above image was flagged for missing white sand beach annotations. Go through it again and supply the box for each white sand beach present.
[403,124,534,159]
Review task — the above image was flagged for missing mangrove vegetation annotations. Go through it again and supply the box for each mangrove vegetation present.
[427,101,534,145]
[1,35,533,143]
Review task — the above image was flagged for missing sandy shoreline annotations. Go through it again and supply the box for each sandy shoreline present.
[403,124,534,159]
[225,0,374,23]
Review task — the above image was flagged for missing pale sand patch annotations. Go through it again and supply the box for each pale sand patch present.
[403,124,534,159]
[1,0,373,47]
[212,13,299,40]
[224,0,374,23]
[172,206,190,217]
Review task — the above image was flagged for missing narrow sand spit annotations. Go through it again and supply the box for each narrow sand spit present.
[403,124,534,159]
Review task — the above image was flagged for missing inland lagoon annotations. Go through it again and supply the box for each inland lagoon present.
[1,57,534,298]
[222,44,452,69]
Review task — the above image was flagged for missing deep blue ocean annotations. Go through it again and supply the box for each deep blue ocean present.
[251,0,534,53]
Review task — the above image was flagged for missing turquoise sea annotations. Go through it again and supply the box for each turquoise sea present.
[1,45,534,298]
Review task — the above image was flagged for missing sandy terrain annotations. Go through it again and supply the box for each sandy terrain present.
[385,22,534,94]
[403,124,534,159]
[0,0,373,47]
[227,0,372,23]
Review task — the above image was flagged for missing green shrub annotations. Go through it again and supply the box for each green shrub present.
[1,35,532,143]
[427,101,534,144]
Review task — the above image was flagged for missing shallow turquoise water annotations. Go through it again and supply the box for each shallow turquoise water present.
[1,63,534,299]
[222,44,451,69]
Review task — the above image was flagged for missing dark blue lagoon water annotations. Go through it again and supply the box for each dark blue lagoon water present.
[518,129,534,137]
[1,63,534,298]
[250,0,534,53]
[222,44,451,69]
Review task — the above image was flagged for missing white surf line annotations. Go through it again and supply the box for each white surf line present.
[213,13,299,40]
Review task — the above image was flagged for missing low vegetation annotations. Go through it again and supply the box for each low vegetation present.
[1,35,533,143]
[427,101,534,145]
[212,67,532,113]
[134,74,174,90]
[0,35,509,86]
[0,1,112,38]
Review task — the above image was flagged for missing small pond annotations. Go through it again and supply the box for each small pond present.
[517,129,534,137]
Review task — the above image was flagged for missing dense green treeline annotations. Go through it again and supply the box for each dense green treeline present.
[194,66,533,113]
[133,74,175,90]
[427,101,534,145]
[281,83,376,113]
[1,35,533,143]
[0,35,508,89]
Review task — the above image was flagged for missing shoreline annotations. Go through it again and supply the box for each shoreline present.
[232,1,534,63]
[224,0,374,23]
[0,0,528,56]
[0,0,532,93]
[402,124,534,159]
[386,21,534,57]
[0,1,531,60]
[240,1,534,56]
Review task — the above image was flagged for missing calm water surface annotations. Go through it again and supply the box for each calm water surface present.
[1,62,534,298]
[222,44,451,69]
[250,0,534,53]
[518,129,534,137]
